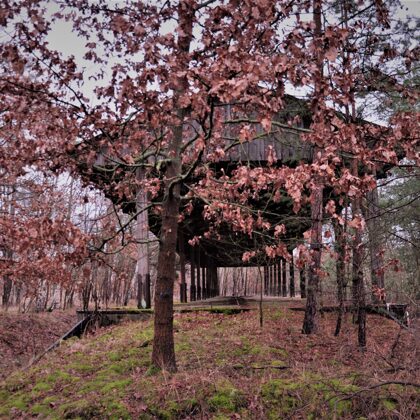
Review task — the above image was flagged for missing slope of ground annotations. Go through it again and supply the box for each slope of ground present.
[0,307,418,419]
[0,311,76,381]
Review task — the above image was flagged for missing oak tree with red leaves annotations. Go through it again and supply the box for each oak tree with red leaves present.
[1,0,418,371]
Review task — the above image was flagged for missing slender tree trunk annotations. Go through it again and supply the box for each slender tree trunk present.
[351,164,366,348]
[334,218,346,336]
[152,2,192,372]
[364,180,385,302]
[302,0,324,335]
[302,185,323,333]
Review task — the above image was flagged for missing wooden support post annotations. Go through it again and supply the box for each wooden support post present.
[263,266,268,295]
[137,274,143,309]
[178,230,187,303]
[190,246,196,301]
[135,168,151,309]
[196,250,201,300]
[289,255,295,298]
[144,274,151,309]
[300,268,306,299]
[282,258,287,297]
[277,259,281,296]
[273,263,277,297]
[201,253,207,299]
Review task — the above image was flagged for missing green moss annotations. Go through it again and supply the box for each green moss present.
[31,402,54,416]
[67,361,97,374]
[270,347,289,358]
[32,381,53,392]
[0,392,29,416]
[175,340,192,352]
[208,382,245,413]
[381,398,397,411]
[46,370,74,384]
[100,378,132,393]
[108,351,123,362]
[59,398,103,419]
[104,400,130,419]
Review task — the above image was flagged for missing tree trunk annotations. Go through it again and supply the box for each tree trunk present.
[364,181,385,302]
[302,185,323,334]
[151,2,192,371]
[333,218,346,336]
[302,0,324,335]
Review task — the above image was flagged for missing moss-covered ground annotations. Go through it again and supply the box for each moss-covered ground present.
[0,306,418,419]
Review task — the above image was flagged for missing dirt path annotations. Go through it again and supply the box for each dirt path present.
[0,310,76,380]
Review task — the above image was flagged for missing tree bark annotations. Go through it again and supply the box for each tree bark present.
[152,2,193,372]
[364,181,385,302]
[333,218,346,336]
[302,0,324,335]
[302,185,323,334]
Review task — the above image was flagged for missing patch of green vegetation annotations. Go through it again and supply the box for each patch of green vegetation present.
[103,399,131,419]
[32,381,53,393]
[31,402,54,417]
[100,378,132,394]
[59,398,104,419]
[3,372,29,392]
[147,398,199,419]
[46,370,74,384]
[145,365,160,376]
[208,381,245,413]
[381,398,397,411]
[270,347,289,358]
[270,309,287,320]
[0,391,29,416]
[175,340,192,352]
[108,351,123,361]
[67,361,97,374]
[232,336,262,356]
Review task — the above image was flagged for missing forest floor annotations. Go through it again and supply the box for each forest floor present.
[0,302,418,419]
[0,311,76,381]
